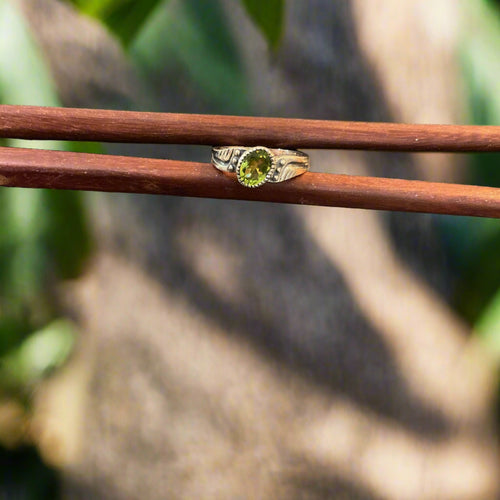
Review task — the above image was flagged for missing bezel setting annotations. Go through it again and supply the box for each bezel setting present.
[236,147,276,188]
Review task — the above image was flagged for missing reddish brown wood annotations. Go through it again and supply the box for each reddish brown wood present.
[1,105,499,152]
[0,146,498,218]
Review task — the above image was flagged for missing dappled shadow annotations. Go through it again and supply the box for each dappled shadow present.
[99,191,451,441]
[95,0,454,442]
[40,0,479,498]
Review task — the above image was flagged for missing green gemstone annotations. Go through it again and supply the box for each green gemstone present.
[238,149,272,187]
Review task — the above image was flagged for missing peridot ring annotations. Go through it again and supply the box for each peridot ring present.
[211,146,309,188]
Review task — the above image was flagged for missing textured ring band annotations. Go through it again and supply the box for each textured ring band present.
[211,146,310,188]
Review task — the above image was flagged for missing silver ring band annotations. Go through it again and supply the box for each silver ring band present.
[212,146,309,188]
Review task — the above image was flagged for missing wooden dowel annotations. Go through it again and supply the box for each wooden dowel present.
[1,105,499,152]
[0,146,498,218]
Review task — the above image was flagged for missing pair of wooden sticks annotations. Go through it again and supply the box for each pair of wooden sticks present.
[0,105,499,218]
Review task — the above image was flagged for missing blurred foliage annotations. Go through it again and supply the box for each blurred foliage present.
[131,0,251,113]
[1,319,75,396]
[446,0,500,351]
[68,0,164,46]
[0,0,284,409]
[241,0,284,50]
[0,1,90,496]
[68,0,284,112]
[0,0,88,404]
[478,289,500,353]
[67,0,285,50]
[0,0,283,497]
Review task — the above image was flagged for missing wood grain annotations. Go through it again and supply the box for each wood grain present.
[0,146,498,218]
[1,105,499,151]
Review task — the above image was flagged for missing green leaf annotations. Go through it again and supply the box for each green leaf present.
[453,225,500,322]
[442,1,500,327]
[69,0,165,46]
[0,1,93,279]
[240,0,284,49]
[132,0,251,113]
[42,190,93,280]
[476,288,500,359]
[461,1,500,189]
[0,0,59,109]
[461,1,500,127]
[0,319,76,392]
[0,1,93,396]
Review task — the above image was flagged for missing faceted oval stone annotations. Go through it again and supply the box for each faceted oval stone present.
[237,149,272,187]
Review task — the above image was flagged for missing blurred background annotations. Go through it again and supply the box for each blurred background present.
[0,0,499,497]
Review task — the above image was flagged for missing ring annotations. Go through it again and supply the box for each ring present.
[211,146,309,188]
